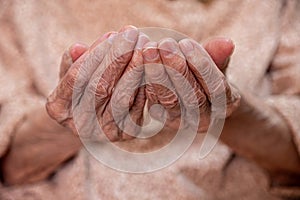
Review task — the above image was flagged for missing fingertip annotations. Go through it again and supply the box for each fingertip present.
[178,38,194,53]
[143,41,158,51]
[118,25,138,33]
[123,28,139,43]
[90,31,118,49]
[158,38,180,58]
[135,33,150,50]
[158,37,177,45]
[158,37,177,50]
[101,31,118,43]
[203,37,235,69]
[107,32,118,43]
[142,41,159,62]
[207,37,235,56]
[118,25,139,43]
[69,43,88,62]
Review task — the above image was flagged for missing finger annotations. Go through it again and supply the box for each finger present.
[143,41,180,122]
[60,32,114,81]
[59,33,113,80]
[118,25,137,32]
[159,38,207,108]
[46,32,116,124]
[70,43,89,62]
[143,41,159,104]
[103,88,146,141]
[101,33,149,141]
[114,33,149,110]
[84,26,138,141]
[87,26,138,111]
[59,43,88,80]
[179,39,234,116]
[59,50,73,80]
[90,31,117,50]
[203,38,234,72]
[159,38,209,129]
[116,33,150,139]
[122,86,146,140]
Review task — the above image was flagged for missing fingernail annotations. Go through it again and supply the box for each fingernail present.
[102,31,116,40]
[108,33,117,43]
[119,25,137,32]
[180,39,194,52]
[135,33,150,50]
[159,39,178,58]
[124,28,138,42]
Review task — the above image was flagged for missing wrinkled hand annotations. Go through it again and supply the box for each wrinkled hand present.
[46,26,151,141]
[46,25,240,141]
[143,38,240,133]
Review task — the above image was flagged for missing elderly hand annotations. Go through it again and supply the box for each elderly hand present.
[46,25,240,141]
[143,38,240,133]
[46,26,152,141]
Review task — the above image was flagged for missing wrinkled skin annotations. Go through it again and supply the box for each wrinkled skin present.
[143,38,240,133]
[46,25,240,141]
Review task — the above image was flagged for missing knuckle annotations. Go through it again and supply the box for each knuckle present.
[64,67,80,89]
[100,112,121,142]
[112,91,131,112]
[182,93,194,106]
[59,51,73,78]
[92,46,106,62]
[209,78,229,115]
[210,77,227,100]
[199,61,213,80]
[87,79,109,104]
[111,48,132,66]
[197,90,207,107]
[166,58,187,75]
[45,100,69,122]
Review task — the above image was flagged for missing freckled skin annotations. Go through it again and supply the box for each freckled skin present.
[46,25,238,141]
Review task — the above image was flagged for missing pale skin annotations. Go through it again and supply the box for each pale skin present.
[1,26,300,186]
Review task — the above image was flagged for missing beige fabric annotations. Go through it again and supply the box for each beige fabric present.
[0,0,299,199]
[265,1,300,196]
[267,0,300,154]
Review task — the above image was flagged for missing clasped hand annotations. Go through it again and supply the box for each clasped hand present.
[46,26,240,141]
